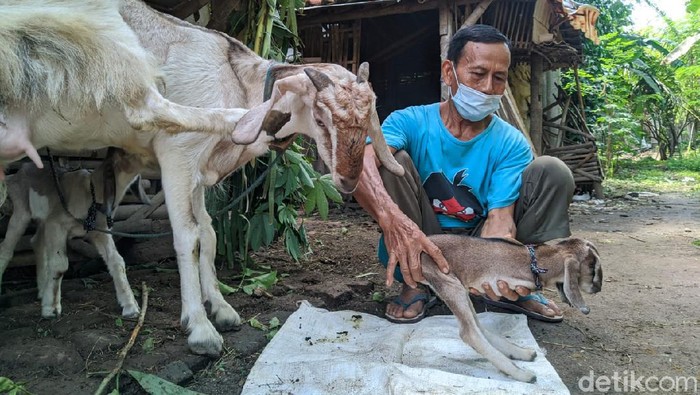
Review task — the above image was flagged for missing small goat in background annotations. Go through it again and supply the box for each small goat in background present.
[0,149,147,318]
[421,235,602,383]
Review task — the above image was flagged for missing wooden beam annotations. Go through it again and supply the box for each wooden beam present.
[461,0,493,28]
[530,53,544,155]
[299,0,479,27]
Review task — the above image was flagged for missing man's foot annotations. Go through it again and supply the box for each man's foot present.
[481,293,564,323]
[385,284,436,324]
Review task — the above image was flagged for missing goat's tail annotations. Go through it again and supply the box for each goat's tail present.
[0,0,160,114]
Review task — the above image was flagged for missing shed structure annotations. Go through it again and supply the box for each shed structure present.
[298,0,604,196]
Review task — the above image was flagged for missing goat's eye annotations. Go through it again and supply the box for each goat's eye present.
[315,119,326,128]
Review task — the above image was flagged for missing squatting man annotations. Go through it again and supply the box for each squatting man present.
[353,24,576,324]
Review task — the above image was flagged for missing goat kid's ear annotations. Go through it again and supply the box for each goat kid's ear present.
[563,256,590,315]
[129,175,150,205]
[230,87,293,145]
[103,157,117,217]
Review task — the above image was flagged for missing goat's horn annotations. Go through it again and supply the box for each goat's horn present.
[304,68,334,91]
[357,62,370,83]
[367,108,405,176]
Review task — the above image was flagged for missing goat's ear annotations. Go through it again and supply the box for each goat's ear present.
[357,62,370,83]
[563,256,590,314]
[230,87,293,146]
[304,68,334,91]
[129,175,150,205]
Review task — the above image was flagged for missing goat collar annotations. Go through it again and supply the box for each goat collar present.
[526,244,548,290]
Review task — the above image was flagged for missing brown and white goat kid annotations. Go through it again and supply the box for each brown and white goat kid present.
[0,149,147,318]
[0,0,403,356]
[421,235,602,383]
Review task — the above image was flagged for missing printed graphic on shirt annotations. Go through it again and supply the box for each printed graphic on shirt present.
[424,170,483,222]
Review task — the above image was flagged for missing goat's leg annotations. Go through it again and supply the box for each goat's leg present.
[0,204,31,294]
[192,186,241,331]
[124,86,248,136]
[468,293,537,362]
[157,153,223,356]
[424,271,536,383]
[36,222,69,318]
[87,231,139,318]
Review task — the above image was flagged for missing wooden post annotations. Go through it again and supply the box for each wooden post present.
[439,1,454,101]
[530,53,544,155]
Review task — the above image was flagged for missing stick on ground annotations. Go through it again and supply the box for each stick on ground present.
[94,282,150,395]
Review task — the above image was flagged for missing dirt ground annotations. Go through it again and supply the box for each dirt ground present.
[1,191,698,394]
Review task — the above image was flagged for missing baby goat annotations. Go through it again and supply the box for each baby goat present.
[421,235,602,383]
[0,149,146,318]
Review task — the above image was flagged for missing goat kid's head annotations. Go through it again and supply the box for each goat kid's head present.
[231,62,404,194]
[553,238,602,315]
[101,148,148,219]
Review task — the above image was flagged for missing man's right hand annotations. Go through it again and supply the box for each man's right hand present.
[379,211,450,287]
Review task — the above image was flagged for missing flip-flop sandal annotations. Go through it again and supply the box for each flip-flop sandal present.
[385,288,437,324]
[480,293,564,323]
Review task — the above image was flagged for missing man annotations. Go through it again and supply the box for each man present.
[353,24,575,323]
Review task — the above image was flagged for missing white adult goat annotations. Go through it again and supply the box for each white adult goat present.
[0,148,147,318]
[0,0,403,356]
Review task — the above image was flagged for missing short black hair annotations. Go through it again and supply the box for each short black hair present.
[447,24,511,64]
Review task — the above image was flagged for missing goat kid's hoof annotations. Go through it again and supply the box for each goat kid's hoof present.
[187,324,224,357]
[512,369,537,384]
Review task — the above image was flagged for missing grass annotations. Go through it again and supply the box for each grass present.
[604,152,700,197]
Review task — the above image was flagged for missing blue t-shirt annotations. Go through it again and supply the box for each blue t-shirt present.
[373,104,533,277]
[381,103,533,228]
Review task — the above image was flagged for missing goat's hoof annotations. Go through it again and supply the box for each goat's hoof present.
[41,306,60,318]
[122,305,140,319]
[187,326,224,357]
[213,304,242,332]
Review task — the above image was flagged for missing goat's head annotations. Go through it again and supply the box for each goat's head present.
[554,238,602,315]
[231,62,404,194]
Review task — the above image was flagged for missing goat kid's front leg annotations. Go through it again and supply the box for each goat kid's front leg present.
[192,187,241,331]
[423,269,537,383]
[124,86,248,136]
[158,161,223,356]
[87,231,139,318]
[35,223,69,318]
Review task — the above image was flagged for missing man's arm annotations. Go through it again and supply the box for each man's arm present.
[352,145,450,287]
[480,205,516,238]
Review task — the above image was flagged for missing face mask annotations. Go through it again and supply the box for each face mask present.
[449,63,502,121]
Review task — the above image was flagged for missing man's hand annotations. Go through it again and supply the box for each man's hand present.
[471,204,529,300]
[480,205,516,239]
[381,211,449,288]
[469,280,531,301]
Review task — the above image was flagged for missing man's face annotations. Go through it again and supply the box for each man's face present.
[450,41,511,96]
